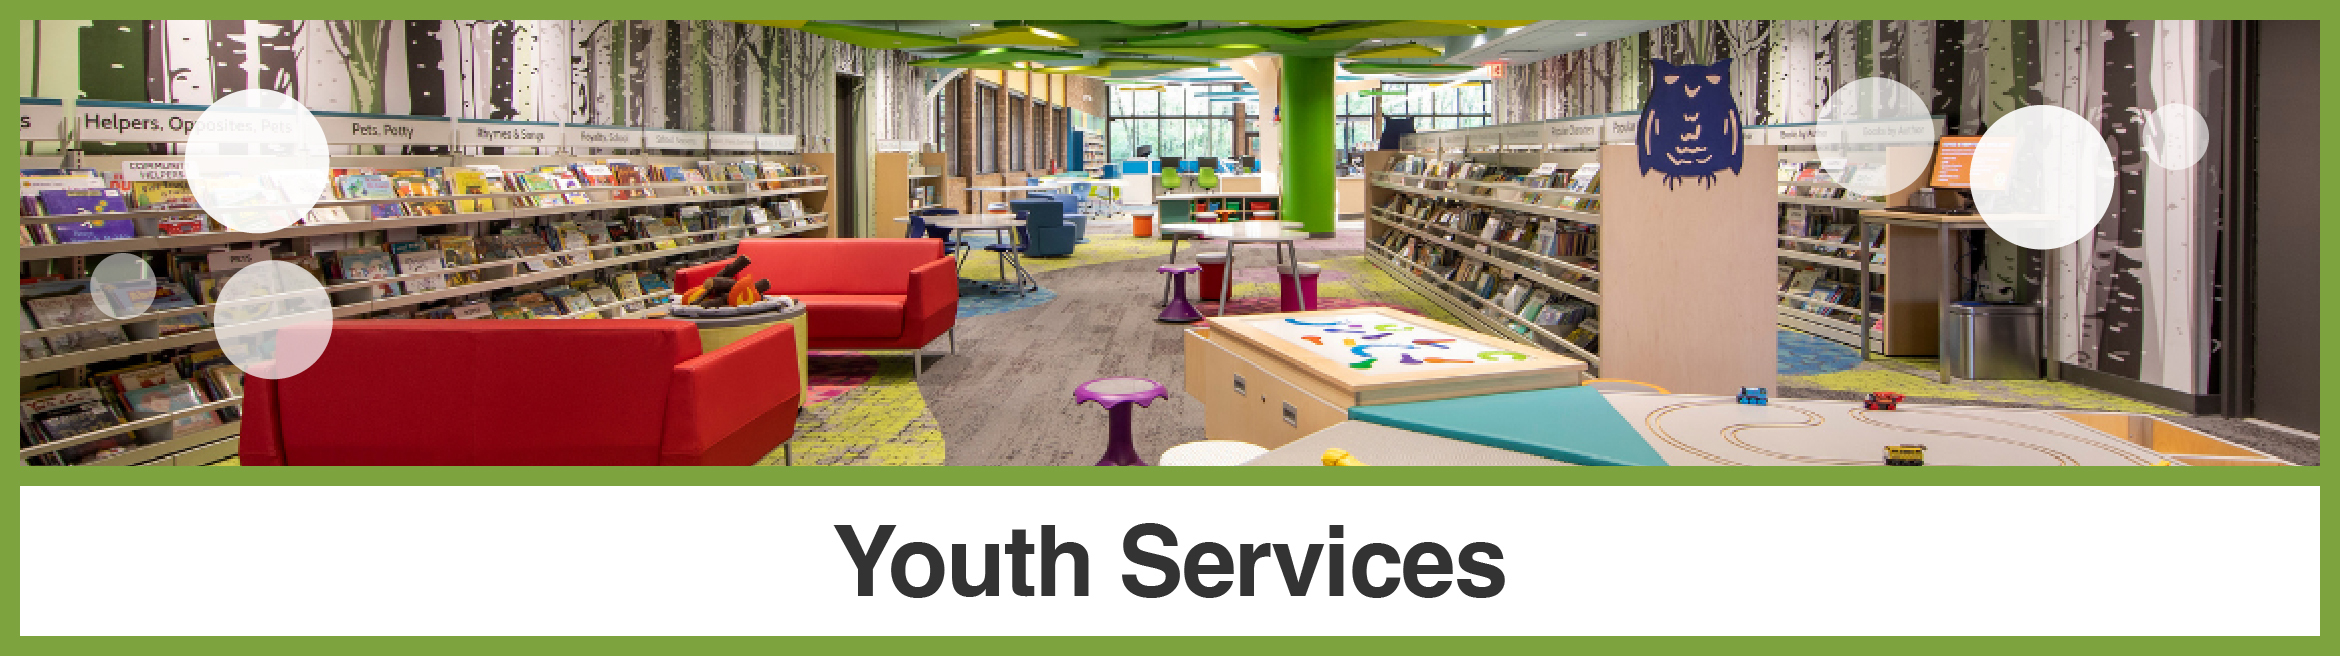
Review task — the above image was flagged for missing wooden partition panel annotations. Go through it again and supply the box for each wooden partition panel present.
[1597,145,1779,395]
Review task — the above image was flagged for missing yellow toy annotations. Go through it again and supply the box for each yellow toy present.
[1322,448,1369,466]
[1884,444,1926,466]
[2152,460,2173,466]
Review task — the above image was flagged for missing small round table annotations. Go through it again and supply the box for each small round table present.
[1075,377,1169,466]
[657,303,810,398]
[1159,440,1269,466]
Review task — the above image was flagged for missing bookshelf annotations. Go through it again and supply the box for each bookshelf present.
[1070,129,1107,176]
[1767,145,1935,355]
[1364,131,1778,396]
[873,151,948,238]
[17,103,832,466]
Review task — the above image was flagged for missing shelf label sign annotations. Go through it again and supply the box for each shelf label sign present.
[21,99,211,142]
[567,125,643,149]
[459,121,557,148]
[1763,125,1818,147]
[876,139,922,152]
[1503,125,1541,148]
[757,134,800,152]
[708,132,759,151]
[121,160,186,181]
[646,129,710,150]
[1601,114,1642,145]
[1544,118,1601,147]
[320,115,453,146]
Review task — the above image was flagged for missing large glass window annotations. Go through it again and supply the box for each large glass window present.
[975,83,999,174]
[1009,91,1027,172]
[1106,83,1243,162]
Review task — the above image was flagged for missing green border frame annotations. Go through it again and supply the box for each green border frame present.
[6,2,2332,646]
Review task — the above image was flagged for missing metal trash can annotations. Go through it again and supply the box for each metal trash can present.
[1946,302,2041,380]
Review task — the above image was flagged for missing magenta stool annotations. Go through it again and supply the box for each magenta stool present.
[1076,377,1168,466]
[1157,264,1204,323]
[1276,262,1322,311]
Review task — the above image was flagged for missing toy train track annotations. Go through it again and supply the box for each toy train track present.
[1640,399,2163,466]
[1851,408,2160,466]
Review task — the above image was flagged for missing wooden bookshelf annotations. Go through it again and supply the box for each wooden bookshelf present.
[1363,143,1779,395]
[872,151,948,238]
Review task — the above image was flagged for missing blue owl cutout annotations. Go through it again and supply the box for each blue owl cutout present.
[1638,58,1745,190]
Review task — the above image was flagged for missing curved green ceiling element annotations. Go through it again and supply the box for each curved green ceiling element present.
[1104,45,1269,58]
[1096,57,1217,71]
[1421,20,1539,28]
[1307,21,1488,41]
[1234,21,1337,28]
[1121,26,1307,47]
[960,25,1079,47]
[1341,62,1481,74]
[795,22,960,49]
[1344,43,1444,59]
[936,47,1087,64]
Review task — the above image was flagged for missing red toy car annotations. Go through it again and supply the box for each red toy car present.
[1864,392,1905,410]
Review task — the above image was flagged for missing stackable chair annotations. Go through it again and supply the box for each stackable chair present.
[910,208,972,274]
[983,209,1040,295]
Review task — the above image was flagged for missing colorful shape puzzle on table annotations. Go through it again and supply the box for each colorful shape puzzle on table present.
[1262,314,1524,371]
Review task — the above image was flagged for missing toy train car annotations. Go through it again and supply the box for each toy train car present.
[1864,392,1906,410]
[1884,444,1927,466]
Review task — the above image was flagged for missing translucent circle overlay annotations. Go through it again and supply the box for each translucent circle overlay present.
[2141,103,2209,170]
[184,89,332,234]
[214,261,334,379]
[1971,105,2116,251]
[89,253,158,320]
[1816,77,1939,197]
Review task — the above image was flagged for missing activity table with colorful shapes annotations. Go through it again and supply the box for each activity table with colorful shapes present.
[1182,307,1586,448]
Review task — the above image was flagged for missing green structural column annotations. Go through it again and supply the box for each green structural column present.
[1279,55,1337,237]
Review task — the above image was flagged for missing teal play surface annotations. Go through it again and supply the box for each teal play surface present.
[1347,386,1669,466]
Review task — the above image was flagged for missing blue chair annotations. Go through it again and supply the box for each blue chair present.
[982,210,1038,295]
[1008,198,1076,258]
[1044,193,1090,244]
[913,208,971,273]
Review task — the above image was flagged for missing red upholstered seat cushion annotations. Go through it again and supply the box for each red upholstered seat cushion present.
[793,295,908,340]
[264,320,702,466]
[732,239,945,295]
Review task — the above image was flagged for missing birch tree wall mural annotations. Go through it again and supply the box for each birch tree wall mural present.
[1488,19,2232,394]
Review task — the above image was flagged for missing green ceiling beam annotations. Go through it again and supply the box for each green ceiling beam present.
[1307,21,1488,41]
[1105,20,1189,27]
[1122,26,1307,47]
[1103,45,1268,58]
[1341,62,1481,74]
[793,22,960,49]
[1344,43,1444,59]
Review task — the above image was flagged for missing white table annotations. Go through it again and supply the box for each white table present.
[1159,222,1310,316]
[1159,440,1270,466]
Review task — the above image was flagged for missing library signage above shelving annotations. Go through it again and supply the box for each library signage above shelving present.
[707,131,760,152]
[21,98,212,142]
[1601,112,1642,145]
[757,134,801,152]
[646,128,711,151]
[459,119,559,148]
[1501,124,1542,150]
[566,124,645,150]
[1545,117,1602,148]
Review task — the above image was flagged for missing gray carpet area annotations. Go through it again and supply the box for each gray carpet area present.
[921,234,1379,466]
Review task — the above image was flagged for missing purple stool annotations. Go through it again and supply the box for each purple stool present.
[1157,264,1204,324]
[1076,377,1168,466]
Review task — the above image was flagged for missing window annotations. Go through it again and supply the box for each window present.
[1009,91,1027,172]
[1339,82,1491,161]
[1106,83,1242,162]
[936,92,955,176]
[975,83,999,174]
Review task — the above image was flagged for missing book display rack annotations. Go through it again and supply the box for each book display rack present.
[17,99,832,466]
[1759,131,1936,356]
[1364,117,1777,395]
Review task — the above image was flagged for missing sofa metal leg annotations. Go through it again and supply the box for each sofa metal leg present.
[783,441,792,466]
[949,326,958,354]
[913,349,923,378]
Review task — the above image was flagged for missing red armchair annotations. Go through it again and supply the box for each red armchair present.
[238,320,801,466]
[677,238,957,375]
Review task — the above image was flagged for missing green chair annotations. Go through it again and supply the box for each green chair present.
[1164,171,1183,194]
[1196,167,1220,192]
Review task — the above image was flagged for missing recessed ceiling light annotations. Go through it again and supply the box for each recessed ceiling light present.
[972,23,983,27]
[1370,39,1383,43]
[1575,32,1589,37]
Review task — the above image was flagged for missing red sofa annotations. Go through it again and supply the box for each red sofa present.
[239,320,801,466]
[677,238,957,374]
